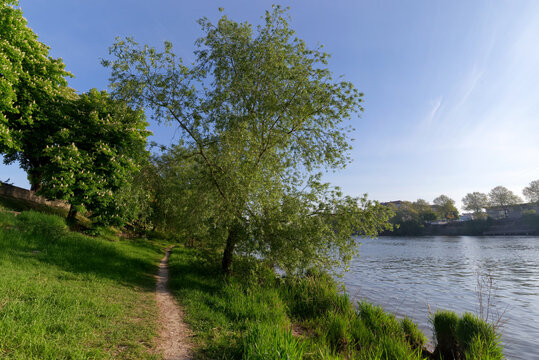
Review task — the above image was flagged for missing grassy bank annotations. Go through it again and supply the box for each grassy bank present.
[0,210,164,359]
[168,246,504,360]
[167,247,429,359]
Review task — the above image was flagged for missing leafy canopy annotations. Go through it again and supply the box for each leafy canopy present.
[39,89,150,226]
[462,192,488,214]
[0,0,70,153]
[104,6,392,273]
[523,180,539,204]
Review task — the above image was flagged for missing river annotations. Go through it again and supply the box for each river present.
[341,236,539,360]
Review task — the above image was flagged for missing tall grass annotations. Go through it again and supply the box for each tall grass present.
[432,310,504,360]
[0,210,163,359]
[167,246,430,359]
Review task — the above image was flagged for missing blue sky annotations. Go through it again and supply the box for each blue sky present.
[2,0,538,210]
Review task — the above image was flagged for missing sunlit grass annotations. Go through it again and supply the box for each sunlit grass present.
[168,247,430,359]
[0,210,164,359]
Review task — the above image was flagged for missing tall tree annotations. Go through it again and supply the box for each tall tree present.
[0,0,71,185]
[104,6,392,274]
[488,186,522,218]
[433,195,459,220]
[462,192,489,216]
[523,180,539,204]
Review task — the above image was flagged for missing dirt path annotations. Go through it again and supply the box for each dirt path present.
[155,247,192,360]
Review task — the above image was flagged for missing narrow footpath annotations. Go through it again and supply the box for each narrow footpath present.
[155,247,192,360]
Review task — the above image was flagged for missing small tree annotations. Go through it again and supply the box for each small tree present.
[523,180,539,204]
[433,195,459,220]
[462,192,488,217]
[488,186,522,218]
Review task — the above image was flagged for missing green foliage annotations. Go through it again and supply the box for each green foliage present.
[388,199,436,235]
[168,246,429,359]
[432,310,503,360]
[37,89,150,226]
[280,269,352,320]
[432,310,460,359]
[457,313,503,360]
[462,192,489,216]
[401,317,427,350]
[433,195,459,221]
[242,323,305,360]
[0,210,163,359]
[0,0,71,152]
[323,311,352,352]
[104,6,393,273]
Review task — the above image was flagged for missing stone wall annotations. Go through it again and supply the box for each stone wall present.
[0,182,69,211]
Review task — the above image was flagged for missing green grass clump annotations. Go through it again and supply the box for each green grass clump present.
[242,323,305,360]
[0,210,163,359]
[401,316,427,350]
[432,310,503,360]
[432,310,460,359]
[168,246,429,360]
[457,313,503,360]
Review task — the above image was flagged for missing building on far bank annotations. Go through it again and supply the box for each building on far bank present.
[457,213,474,222]
[486,203,539,220]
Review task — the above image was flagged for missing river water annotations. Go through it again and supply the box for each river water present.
[341,236,539,360]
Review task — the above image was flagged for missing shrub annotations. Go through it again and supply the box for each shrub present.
[16,211,67,239]
[432,310,460,359]
[242,323,305,360]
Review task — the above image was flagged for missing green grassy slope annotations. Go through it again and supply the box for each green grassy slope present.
[0,211,164,359]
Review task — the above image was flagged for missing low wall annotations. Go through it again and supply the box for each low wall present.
[0,182,70,211]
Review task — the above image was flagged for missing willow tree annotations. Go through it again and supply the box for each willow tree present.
[104,6,392,274]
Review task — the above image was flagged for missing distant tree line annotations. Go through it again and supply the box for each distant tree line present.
[387,181,539,235]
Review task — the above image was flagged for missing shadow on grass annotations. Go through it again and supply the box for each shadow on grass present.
[1,220,163,291]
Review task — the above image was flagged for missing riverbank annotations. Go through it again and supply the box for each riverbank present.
[167,246,503,359]
[385,215,539,236]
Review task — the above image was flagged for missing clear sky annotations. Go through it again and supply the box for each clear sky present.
[2,0,538,210]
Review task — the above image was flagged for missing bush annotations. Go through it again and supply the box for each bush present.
[16,211,67,239]
[242,323,304,360]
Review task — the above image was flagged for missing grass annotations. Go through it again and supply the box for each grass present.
[432,310,504,360]
[167,246,430,360]
[0,210,165,359]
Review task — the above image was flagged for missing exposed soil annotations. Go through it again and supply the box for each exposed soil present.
[155,247,192,360]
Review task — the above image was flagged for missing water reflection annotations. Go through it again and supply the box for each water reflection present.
[342,236,539,360]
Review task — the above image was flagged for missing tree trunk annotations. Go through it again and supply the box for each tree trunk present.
[67,204,78,224]
[222,235,236,275]
[29,170,42,192]
[222,223,241,275]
